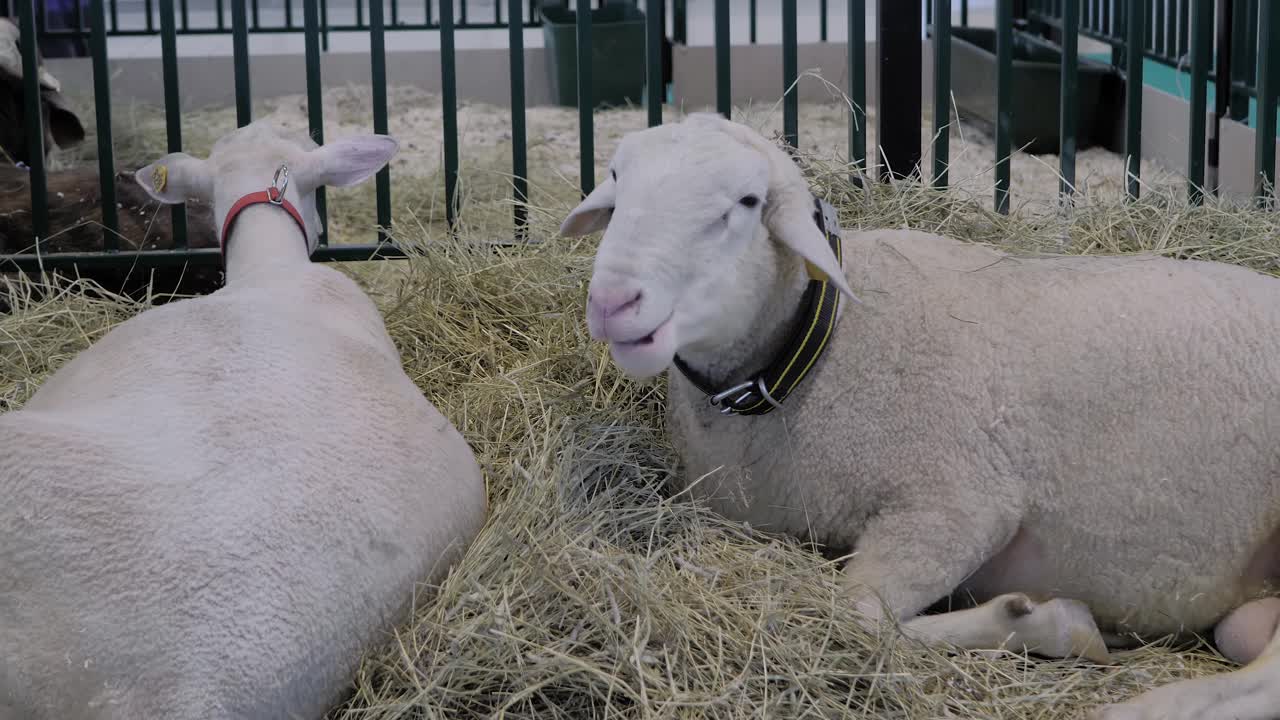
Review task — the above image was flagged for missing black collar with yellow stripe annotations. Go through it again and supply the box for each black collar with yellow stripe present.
[672,195,844,416]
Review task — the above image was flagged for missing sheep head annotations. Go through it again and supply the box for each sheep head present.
[559,113,857,379]
[133,120,398,255]
[0,17,86,166]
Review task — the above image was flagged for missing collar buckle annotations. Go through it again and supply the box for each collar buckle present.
[267,164,290,205]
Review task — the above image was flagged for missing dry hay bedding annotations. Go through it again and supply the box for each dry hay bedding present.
[4,146,1279,719]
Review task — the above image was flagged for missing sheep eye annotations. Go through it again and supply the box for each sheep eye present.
[739,195,760,208]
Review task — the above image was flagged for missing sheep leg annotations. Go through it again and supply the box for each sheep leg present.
[1089,597,1280,720]
[841,508,1110,664]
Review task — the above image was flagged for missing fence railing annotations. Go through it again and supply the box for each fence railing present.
[3,1,1279,278]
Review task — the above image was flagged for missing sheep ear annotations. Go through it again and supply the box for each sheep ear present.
[767,199,860,303]
[135,152,212,205]
[303,134,399,188]
[559,177,616,237]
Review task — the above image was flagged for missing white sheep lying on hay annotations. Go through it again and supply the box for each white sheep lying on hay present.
[0,121,487,719]
[560,112,1280,720]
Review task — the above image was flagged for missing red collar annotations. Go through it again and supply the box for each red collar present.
[218,184,310,263]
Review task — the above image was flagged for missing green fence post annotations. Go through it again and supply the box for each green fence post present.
[849,0,866,178]
[646,0,663,125]
[232,0,251,126]
[370,0,391,241]
[995,0,1012,213]
[160,0,188,248]
[441,0,461,225]
[783,0,797,148]
[1187,0,1211,205]
[715,0,730,118]
[1058,0,1078,201]
[89,0,118,250]
[931,0,950,189]
[509,0,529,237]
[1256,0,1279,205]
[17,0,48,245]
[304,0,327,245]
[576,0,594,196]
[1124,0,1144,200]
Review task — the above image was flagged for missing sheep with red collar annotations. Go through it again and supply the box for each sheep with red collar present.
[0,121,487,720]
[561,112,1280,720]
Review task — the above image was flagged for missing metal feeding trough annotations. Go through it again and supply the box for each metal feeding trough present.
[948,26,1126,156]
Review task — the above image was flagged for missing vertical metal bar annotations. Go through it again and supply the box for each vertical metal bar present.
[160,0,188,248]
[961,0,968,26]
[1255,0,1278,204]
[820,0,828,41]
[849,0,866,173]
[749,0,756,43]
[1187,0,1210,204]
[1228,0,1249,121]
[576,0,594,195]
[88,0,118,250]
[509,0,528,237]
[321,0,329,51]
[232,0,251,126]
[392,0,398,26]
[877,0,922,180]
[1178,0,1189,60]
[285,0,293,28]
[646,0,662,125]
[931,0,950,188]
[250,0,258,29]
[355,0,363,27]
[460,0,467,25]
[1211,0,1234,194]
[673,0,685,44]
[441,0,460,224]
[425,0,432,26]
[17,0,47,244]
[995,0,1012,212]
[715,0,730,118]
[111,0,118,31]
[783,0,798,147]
[304,0,327,244]
[370,0,390,240]
[1153,0,1164,58]
[216,0,224,30]
[1124,0,1144,200]
[181,0,189,30]
[1059,0,1078,199]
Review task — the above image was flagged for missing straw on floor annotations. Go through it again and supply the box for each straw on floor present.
[3,146,1276,719]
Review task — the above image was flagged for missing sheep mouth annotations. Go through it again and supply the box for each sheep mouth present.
[611,314,673,349]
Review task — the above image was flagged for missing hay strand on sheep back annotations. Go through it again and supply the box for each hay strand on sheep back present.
[2,151,1275,720]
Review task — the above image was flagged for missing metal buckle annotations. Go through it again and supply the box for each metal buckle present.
[709,380,754,415]
[708,377,782,415]
[268,164,290,205]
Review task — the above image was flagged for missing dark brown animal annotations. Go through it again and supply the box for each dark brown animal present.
[0,17,85,167]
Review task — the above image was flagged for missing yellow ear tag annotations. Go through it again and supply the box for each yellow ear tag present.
[152,164,168,193]
[805,259,830,282]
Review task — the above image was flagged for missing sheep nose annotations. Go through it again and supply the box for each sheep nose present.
[586,287,642,340]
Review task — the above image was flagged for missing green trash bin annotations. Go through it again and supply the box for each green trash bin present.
[541,4,647,109]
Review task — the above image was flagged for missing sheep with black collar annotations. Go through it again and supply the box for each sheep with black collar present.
[561,112,1280,720]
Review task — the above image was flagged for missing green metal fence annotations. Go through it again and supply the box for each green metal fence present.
[3,1,1279,279]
